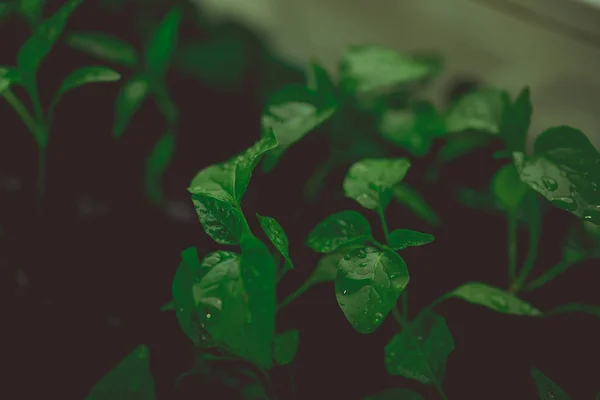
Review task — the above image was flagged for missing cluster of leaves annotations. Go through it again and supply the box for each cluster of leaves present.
[24,20,592,399]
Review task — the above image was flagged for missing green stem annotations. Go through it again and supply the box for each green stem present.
[392,306,408,327]
[3,89,45,146]
[277,282,310,311]
[510,196,541,293]
[434,383,449,400]
[507,212,518,285]
[378,203,390,243]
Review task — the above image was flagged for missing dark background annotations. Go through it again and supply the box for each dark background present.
[1,1,599,399]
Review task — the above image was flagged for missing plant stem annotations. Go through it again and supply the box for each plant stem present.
[277,282,310,311]
[3,89,45,146]
[509,196,541,293]
[507,212,518,285]
[392,306,407,327]
[378,203,390,243]
[434,383,450,400]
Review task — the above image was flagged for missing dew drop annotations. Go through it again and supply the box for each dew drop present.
[357,250,367,259]
[583,207,600,224]
[359,262,368,267]
[206,313,212,319]
[344,253,352,260]
[541,176,558,192]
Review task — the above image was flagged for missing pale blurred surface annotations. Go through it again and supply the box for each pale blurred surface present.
[195,0,600,148]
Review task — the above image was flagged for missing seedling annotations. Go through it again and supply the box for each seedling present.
[77,44,599,399]
[0,0,121,204]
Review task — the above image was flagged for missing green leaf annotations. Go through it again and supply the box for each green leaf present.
[85,345,155,400]
[257,214,293,270]
[336,246,409,334]
[514,126,600,224]
[238,236,277,369]
[388,229,435,250]
[531,368,571,400]
[143,7,182,78]
[160,300,175,312]
[51,66,121,108]
[273,330,299,365]
[436,131,492,163]
[66,32,139,68]
[261,84,336,172]
[379,101,445,157]
[145,131,176,206]
[0,67,16,95]
[339,45,439,94]
[17,0,82,98]
[306,210,372,253]
[492,163,530,213]
[17,0,44,25]
[450,282,541,316]
[392,184,440,226]
[113,75,150,137]
[306,58,335,95]
[190,196,246,245]
[344,158,411,210]
[364,388,424,400]
[174,38,247,90]
[500,86,532,152]
[544,303,600,319]
[445,87,510,134]
[188,130,278,207]
[385,309,454,386]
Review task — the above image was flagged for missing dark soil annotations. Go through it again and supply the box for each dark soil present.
[2,3,599,400]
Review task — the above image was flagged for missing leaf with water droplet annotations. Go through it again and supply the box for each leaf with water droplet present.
[385,309,453,387]
[306,210,372,253]
[190,196,246,245]
[450,282,541,316]
[188,129,278,206]
[238,236,277,369]
[305,243,366,287]
[261,83,337,172]
[336,246,409,334]
[84,345,155,399]
[344,158,411,210]
[257,214,293,271]
[339,45,440,94]
[364,388,424,400]
[388,229,435,250]
[391,183,440,226]
[531,368,571,400]
[492,163,530,213]
[273,329,299,365]
[445,87,510,134]
[499,86,532,152]
[514,126,600,224]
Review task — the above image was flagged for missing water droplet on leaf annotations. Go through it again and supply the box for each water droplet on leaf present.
[541,176,558,191]
[550,197,577,212]
[490,294,508,310]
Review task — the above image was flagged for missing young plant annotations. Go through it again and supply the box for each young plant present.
[66,7,182,205]
[0,0,121,204]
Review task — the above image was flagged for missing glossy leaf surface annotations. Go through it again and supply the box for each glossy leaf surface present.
[257,214,293,270]
[385,309,454,386]
[514,126,600,224]
[451,282,541,316]
[306,210,372,253]
[336,247,409,334]
[344,158,411,210]
[388,229,435,250]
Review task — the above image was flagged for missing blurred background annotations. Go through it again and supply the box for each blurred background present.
[197,0,600,148]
